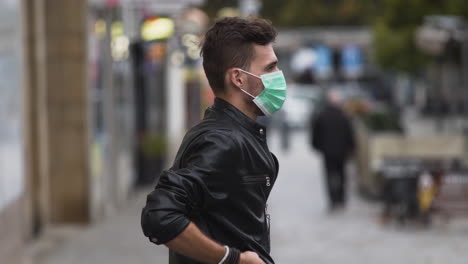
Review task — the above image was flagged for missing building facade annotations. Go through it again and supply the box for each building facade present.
[0,0,206,262]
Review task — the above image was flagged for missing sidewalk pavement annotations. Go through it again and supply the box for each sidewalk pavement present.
[27,190,167,264]
[28,130,468,264]
[268,130,468,264]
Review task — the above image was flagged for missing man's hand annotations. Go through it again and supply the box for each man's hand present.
[239,251,265,264]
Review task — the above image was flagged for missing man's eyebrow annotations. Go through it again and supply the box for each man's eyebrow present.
[264,60,278,70]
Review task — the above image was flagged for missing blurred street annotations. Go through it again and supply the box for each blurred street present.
[31,129,468,264]
[3,1,468,263]
[268,130,468,264]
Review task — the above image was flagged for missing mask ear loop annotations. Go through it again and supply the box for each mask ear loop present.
[238,68,261,79]
[236,68,261,98]
[239,88,256,98]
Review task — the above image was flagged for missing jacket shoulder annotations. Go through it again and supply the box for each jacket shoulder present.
[185,120,236,143]
[173,121,238,166]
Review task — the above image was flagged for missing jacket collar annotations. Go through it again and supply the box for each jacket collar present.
[212,97,267,139]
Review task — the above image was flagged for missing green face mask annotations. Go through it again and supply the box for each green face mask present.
[238,69,287,116]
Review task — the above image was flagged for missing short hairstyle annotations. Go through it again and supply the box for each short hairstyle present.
[200,17,277,94]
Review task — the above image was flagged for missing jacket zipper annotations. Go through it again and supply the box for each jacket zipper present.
[264,204,271,251]
[243,175,270,186]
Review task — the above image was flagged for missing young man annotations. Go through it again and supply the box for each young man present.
[141,17,287,264]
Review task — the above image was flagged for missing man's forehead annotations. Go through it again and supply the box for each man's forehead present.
[252,44,277,62]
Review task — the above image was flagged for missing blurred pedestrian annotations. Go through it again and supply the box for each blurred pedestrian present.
[310,90,355,211]
[141,17,287,264]
[280,116,290,152]
[277,110,290,152]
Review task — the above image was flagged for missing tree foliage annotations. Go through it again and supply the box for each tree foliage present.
[200,0,468,73]
[200,0,238,20]
[373,0,468,73]
[260,0,377,27]
[201,0,378,26]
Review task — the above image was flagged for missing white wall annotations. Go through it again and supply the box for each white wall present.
[0,0,24,211]
[166,50,187,165]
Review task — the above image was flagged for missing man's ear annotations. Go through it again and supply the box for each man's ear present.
[228,68,244,88]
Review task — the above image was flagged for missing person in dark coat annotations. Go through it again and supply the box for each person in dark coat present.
[311,90,355,210]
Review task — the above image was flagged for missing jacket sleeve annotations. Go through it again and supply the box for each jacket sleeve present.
[141,130,237,245]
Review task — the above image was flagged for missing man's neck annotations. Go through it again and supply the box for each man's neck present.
[217,94,258,120]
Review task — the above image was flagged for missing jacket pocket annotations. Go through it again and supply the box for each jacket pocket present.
[242,174,268,185]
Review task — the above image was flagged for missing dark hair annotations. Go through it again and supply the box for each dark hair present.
[200,17,277,94]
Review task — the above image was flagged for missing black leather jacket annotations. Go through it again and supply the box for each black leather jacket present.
[141,98,279,264]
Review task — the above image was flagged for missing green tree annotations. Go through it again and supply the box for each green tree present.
[200,0,238,21]
[201,0,468,73]
[373,0,468,73]
[261,0,376,26]
[200,0,377,26]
